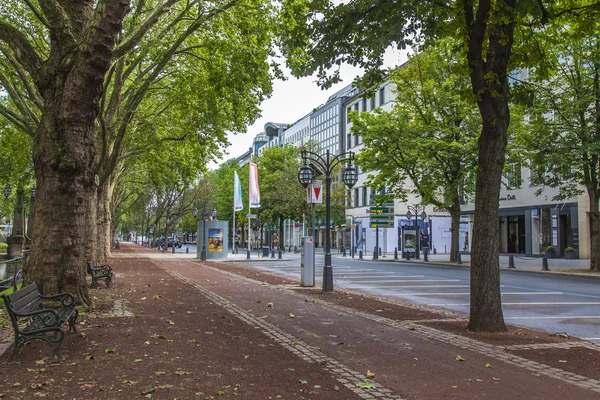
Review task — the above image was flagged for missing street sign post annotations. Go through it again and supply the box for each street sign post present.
[369,202,395,258]
[246,214,257,219]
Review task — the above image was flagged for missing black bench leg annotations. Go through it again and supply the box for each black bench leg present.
[69,309,79,333]
[106,275,112,288]
[4,341,22,365]
[49,331,65,363]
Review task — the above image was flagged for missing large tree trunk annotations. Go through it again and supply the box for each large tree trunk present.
[28,1,131,305]
[448,201,461,263]
[588,189,600,272]
[87,185,99,262]
[465,0,514,332]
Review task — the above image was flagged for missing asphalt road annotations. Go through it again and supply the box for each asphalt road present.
[241,253,600,343]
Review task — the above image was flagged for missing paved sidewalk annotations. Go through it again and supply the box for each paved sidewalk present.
[2,243,599,399]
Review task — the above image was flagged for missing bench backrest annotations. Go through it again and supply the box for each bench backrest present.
[87,261,96,273]
[1,283,42,328]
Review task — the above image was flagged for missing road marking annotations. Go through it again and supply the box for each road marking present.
[355,284,470,288]
[389,291,564,296]
[346,279,460,283]
[427,302,600,306]
[504,316,600,320]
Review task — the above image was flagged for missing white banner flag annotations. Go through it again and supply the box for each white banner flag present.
[233,171,243,211]
[249,162,260,208]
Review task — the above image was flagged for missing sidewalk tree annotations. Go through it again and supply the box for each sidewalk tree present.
[514,20,600,272]
[351,39,480,263]
[257,145,306,250]
[211,158,249,247]
[279,0,600,331]
[0,0,278,304]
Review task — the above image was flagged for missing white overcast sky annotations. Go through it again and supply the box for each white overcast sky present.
[210,47,409,169]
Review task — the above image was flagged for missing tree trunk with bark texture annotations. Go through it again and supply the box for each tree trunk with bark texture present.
[588,189,600,272]
[27,0,131,306]
[87,185,99,262]
[465,0,514,332]
[448,203,461,263]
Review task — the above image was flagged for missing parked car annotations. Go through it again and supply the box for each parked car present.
[156,238,182,249]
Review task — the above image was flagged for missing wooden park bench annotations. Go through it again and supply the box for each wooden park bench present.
[87,260,113,288]
[1,283,78,364]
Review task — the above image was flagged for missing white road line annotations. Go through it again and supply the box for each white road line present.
[346,279,450,284]
[354,284,470,288]
[504,316,600,320]
[388,291,564,296]
[427,302,600,306]
[343,279,460,283]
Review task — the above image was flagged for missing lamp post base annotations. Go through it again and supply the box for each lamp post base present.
[201,247,207,261]
[322,254,334,293]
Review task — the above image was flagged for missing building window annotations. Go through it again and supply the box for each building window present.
[346,190,352,207]
[507,162,522,189]
[362,187,368,206]
[354,134,359,146]
[379,87,385,106]
[361,98,367,112]
[347,133,351,150]
[354,188,359,207]
[347,107,352,123]
[371,96,376,110]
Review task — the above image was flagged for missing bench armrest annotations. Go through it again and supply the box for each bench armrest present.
[96,263,112,269]
[40,292,77,308]
[14,308,60,327]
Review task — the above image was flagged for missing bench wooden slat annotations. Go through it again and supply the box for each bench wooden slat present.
[10,288,43,313]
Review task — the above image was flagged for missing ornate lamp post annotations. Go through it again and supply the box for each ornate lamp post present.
[199,206,217,261]
[405,205,427,259]
[3,184,11,200]
[298,149,358,293]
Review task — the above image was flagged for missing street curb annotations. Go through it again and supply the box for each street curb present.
[349,257,600,280]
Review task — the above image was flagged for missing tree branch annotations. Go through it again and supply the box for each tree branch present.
[113,0,186,58]
[0,22,43,81]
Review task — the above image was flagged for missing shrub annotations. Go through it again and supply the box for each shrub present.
[565,247,575,253]
[546,245,555,253]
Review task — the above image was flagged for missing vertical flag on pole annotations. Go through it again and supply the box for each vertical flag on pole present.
[249,162,260,208]
[233,171,243,211]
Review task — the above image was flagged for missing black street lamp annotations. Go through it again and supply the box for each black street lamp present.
[405,205,427,259]
[298,149,358,293]
[199,206,217,261]
[3,184,11,200]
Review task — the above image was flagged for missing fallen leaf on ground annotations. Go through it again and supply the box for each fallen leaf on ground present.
[366,370,376,378]
[485,363,491,368]
[289,313,296,318]
[456,355,465,361]
[299,379,307,384]
[356,382,375,389]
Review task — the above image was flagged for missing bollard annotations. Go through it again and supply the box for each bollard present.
[271,249,275,258]
[433,247,437,255]
[542,256,550,271]
[359,250,363,259]
[379,247,382,257]
[186,247,189,254]
[394,247,398,260]
[424,250,428,262]
[406,251,410,261]
[294,246,298,253]
[172,244,175,253]
[278,250,282,259]
[373,246,378,260]
[508,255,516,268]
[342,247,346,257]
[457,252,462,264]
[246,250,251,260]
